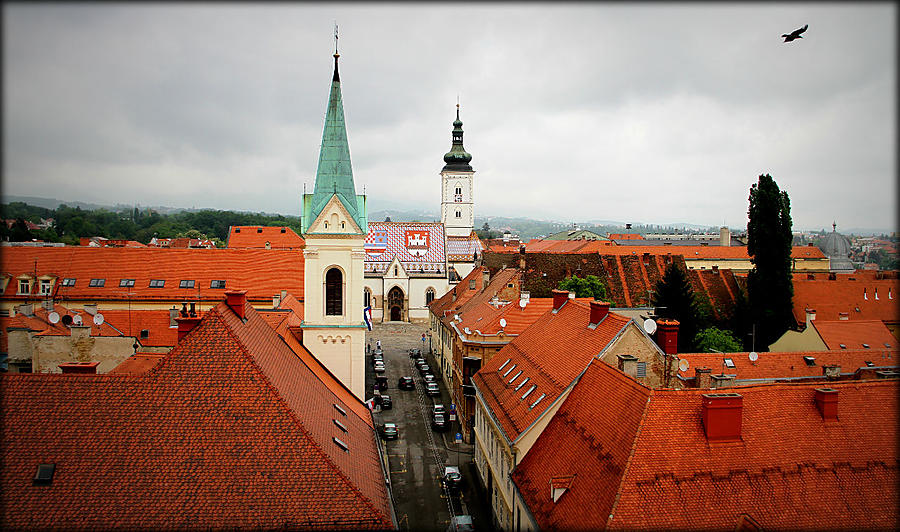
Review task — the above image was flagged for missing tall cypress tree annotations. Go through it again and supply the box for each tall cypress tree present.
[746,174,794,349]
[652,262,702,353]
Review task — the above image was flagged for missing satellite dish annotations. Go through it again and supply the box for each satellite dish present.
[749,351,759,362]
[643,318,657,335]
[499,318,507,328]
[61,314,73,326]
[678,359,689,372]
[72,315,83,325]
[48,312,60,324]
[454,314,460,321]
[93,313,105,326]
[519,299,526,308]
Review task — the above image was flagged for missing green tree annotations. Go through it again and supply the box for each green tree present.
[558,275,608,300]
[694,326,743,353]
[9,218,34,241]
[746,174,794,349]
[652,263,703,353]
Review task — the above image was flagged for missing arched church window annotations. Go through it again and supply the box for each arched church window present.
[364,288,371,308]
[394,265,399,276]
[325,268,342,315]
[456,210,461,218]
[426,288,436,305]
[324,221,328,229]
[341,222,345,229]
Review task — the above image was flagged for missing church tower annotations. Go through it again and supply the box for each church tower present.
[300,43,367,399]
[440,105,475,237]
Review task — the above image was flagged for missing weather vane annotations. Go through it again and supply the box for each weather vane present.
[334,22,339,55]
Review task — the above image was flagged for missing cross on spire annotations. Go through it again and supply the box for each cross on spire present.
[334,22,339,55]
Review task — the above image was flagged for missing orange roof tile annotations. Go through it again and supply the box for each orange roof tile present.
[0,298,392,529]
[508,241,825,260]
[107,353,166,375]
[472,300,631,442]
[226,225,305,249]
[812,319,897,350]
[791,274,900,324]
[677,348,898,382]
[513,359,899,530]
[1,247,303,303]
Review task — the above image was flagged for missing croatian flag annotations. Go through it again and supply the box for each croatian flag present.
[365,397,376,411]
[364,305,373,331]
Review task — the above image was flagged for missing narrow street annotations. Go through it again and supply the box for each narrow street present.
[367,321,491,531]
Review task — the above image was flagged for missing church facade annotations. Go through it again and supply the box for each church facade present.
[363,106,483,323]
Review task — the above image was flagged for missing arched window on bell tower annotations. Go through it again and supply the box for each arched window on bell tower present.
[325,267,343,315]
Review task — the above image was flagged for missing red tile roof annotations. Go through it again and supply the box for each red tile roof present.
[513,358,899,530]
[472,299,631,442]
[0,299,392,529]
[791,273,900,325]
[429,266,493,320]
[1,247,304,304]
[677,348,898,382]
[107,352,165,375]
[455,297,595,338]
[226,225,305,249]
[812,319,897,350]
[489,240,825,260]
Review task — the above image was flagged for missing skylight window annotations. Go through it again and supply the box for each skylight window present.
[61,278,76,287]
[498,359,510,372]
[862,343,870,349]
[521,385,536,400]
[88,278,105,287]
[839,344,847,349]
[119,279,135,287]
[508,370,522,384]
[503,364,517,378]
[515,377,530,391]
[333,404,347,416]
[723,358,735,368]
[333,419,348,432]
[179,280,195,289]
[530,393,546,410]
[235,228,241,233]
[865,361,875,367]
[803,356,816,366]
[885,343,892,348]
[333,437,349,452]
[149,279,165,288]
[33,463,55,485]
[210,280,226,289]
[257,228,263,233]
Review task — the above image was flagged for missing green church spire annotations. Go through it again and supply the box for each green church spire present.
[442,103,473,172]
[302,43,366,234]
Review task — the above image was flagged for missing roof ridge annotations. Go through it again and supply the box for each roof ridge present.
[209,303,390,524]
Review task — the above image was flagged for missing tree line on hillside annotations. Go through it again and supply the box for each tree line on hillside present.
[0,202,301,247]
[557,174,796,354]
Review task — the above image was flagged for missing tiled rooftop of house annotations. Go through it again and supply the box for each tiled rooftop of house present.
[472,298,631,443]
[512,358,899,530]
[812,319,897,350]
[454,296,595,339]
[791,271,900,324]
[226,225,305,249]
[487,239,826,260]
[1,247,304,303]
[0,295,392,529]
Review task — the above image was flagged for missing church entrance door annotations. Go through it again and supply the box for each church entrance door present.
[388,287,404,322]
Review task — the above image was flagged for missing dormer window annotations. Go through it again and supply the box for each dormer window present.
[39,279,52,295]
[17,279,31,294]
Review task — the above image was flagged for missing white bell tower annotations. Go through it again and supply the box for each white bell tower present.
[440,104,475,238]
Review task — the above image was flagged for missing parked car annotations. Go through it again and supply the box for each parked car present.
[381,423,398,440]
[372,353,383,364]
[375,375,388,391]
[409,348,422,359]
[423,373,435,384]
[374,361,385,373]
[433,404,446,416]
[446,515,474,532]
[398,376,415,390]
[373,346,383,356]
[432,412,448,431]
[380,394,392,409]
[416,359,427,371]
[443,466,463,491]
[425,382,440,396]
[418,363,431,375]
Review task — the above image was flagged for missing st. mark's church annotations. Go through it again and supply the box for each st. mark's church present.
[300,46,481,397]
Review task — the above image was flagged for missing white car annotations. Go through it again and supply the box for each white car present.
[374,361,385,373]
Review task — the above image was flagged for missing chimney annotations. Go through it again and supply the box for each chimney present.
[281,289,287,301]
[519,244,526,269]
[814,388,838,421]
[552,289,568,311]
[83,303,98,316]
[176,316,202,342]
[695,367,712,388]
[805,308,816,327]
[719,226,731,247]
[617,354,638,377]
[807,273,815,280]
[701,393,743,441]
[17,303,34,317]
[656,319,680,355]
[710,373,734,389]
[482,269,490,292]
[169,306,179,327]
[828,272,836,280]
[70,325,90,340]
[58,361,100,374]
[711,265,719,274]
[273,293,282,309]
[225,289,248,319]
[589,300,610,325]
[822,364,841,380]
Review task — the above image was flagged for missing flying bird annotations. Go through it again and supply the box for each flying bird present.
[782,24,808,42]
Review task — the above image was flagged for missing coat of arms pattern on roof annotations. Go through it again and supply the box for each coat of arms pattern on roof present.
[365,222,446,274]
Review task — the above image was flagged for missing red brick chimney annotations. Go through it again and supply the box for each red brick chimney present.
[695,367,712,388]
[656,319,680,354]
[589,300,610,324]
[225,289,248,319]
[701,393,743,441]
[552,289,569,311]
[176,316,202,342]
[58,361,100,374]
[814,388,838,421]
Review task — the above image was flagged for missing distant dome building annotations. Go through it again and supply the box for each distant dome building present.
[819,222,854,272]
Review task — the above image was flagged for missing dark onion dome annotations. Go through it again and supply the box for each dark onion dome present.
[443,105,473,171]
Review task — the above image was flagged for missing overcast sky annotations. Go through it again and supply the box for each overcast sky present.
[3,3,896,232]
